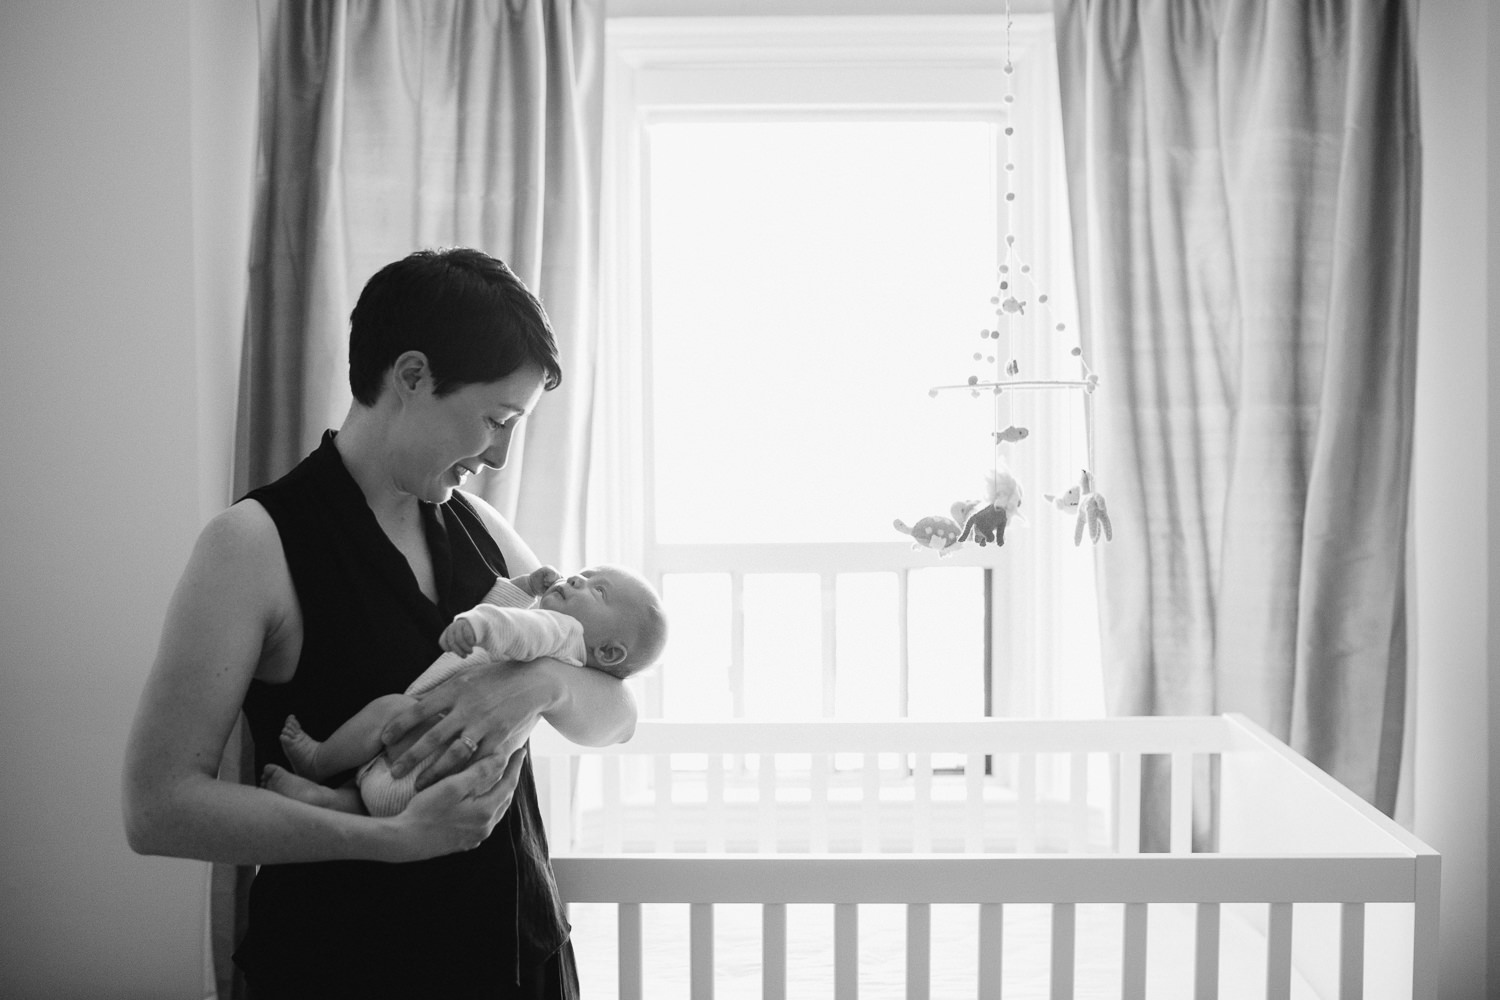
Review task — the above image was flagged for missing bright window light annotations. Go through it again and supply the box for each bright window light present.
[648,119,1005,545]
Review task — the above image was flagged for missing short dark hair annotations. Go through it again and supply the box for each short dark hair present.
[348,248,563,406]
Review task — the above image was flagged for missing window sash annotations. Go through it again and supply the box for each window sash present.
[596,14,1100,723]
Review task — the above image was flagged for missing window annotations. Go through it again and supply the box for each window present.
[591,16,1102,724]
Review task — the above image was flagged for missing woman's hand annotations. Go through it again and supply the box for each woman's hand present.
[386,748,528,861]
[381,659,562,792]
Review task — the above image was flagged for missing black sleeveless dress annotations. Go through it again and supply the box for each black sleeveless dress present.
[232,432,576,999]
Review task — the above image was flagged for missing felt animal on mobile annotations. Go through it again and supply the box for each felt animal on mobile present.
[893,514,964,556]
[1077,491,1112,544]
[1044,483,1081,513]
[955,466,1025,547]
[1046,470,1112,545]
[993,425,1029,443]
[957,502,1008,547]
[986,463,1023,522]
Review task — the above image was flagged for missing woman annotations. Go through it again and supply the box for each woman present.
[123,248,634,998]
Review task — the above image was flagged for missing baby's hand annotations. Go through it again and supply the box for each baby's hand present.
[440,619,478,656]
[519,565,561,596]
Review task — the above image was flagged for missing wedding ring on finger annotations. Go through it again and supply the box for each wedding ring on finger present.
[457,735,480,756]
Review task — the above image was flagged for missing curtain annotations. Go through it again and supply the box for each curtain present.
[1054,0,1419,833]
[218,2,604,995]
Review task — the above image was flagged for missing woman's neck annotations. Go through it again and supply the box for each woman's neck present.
[335,405,422,528]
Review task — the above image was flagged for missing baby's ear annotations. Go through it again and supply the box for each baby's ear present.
[595,641,628,668]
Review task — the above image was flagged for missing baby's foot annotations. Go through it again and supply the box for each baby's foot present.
[279,715,323,778]
[260,764,342,809]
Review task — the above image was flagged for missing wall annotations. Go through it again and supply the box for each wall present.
[0,1,255,997]
[1411,0,1497,997]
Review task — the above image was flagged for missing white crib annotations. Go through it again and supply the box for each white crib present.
[530,715,1438,1000]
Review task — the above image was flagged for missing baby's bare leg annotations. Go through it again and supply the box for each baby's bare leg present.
[279,694,418,781]
[261,765,366,814]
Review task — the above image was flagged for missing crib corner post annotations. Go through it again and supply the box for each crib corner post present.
[1411,851,1441,1000]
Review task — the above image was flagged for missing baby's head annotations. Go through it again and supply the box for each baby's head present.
[536,565,667,680]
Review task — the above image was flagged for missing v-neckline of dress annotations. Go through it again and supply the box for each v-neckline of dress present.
[320,431,457,627]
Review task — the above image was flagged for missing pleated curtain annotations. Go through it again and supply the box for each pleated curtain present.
[1054,0,1420,836]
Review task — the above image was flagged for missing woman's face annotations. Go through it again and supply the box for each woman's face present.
[393,361,547,504]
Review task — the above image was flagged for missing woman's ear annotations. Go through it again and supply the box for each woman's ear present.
[595,641,628,669]
[390,351,432,399]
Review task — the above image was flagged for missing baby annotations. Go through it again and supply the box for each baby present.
[262,564,667,816]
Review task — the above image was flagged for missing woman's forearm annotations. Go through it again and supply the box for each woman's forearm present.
[125,770,408,866]
[540,659,638,747]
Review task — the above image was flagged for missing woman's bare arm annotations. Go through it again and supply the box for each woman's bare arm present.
[122,502,515,865]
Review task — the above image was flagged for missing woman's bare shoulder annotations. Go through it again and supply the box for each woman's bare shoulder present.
[201,497,277,550]
[189,502,296,620]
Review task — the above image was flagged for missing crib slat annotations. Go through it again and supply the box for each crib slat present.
[914,753,933,852]
[906,903,931,1000]
[655,756,673,853]
[1069,752,1089,853]
[619,902,643,1000]
[1018,753,1037,852]
[1171,751,1193,854]
[977,902,1003,1000]
[1340,902,1364,1000]
[896,570,910,717]
[1265,902,1293,1000]
[730,572,745,717]
[821,573,837,716]
[835,903,858,1000]
[1118,753,1142,854]
[1194,902,1220,1000]
[861,754,880,852]
[759,754,776,852]
[604,756,623,852]
[1121,902,1148,1000]
[762,903,787,1000]
[691,903,714,1000]
[707,754,727,852]
[1050,902,1075,1000]
[811,754,830,852]
[965,753,984,852]
[545,756,573,850]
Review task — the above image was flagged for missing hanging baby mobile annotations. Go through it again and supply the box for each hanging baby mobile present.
[893,6,1110,556]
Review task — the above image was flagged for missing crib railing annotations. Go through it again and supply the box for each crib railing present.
[530,715,1439,1000]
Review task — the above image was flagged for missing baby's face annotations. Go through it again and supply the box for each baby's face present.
[537,567,648,644]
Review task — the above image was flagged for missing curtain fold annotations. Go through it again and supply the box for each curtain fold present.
[1055,0,1419,826]
[219,2,604,995]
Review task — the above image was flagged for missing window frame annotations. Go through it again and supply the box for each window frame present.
[596,14,1099,723]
